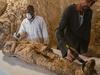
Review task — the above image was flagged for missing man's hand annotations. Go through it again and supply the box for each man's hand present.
[13,32,20,40]
[66,49,76,62]
[13,32,27,40]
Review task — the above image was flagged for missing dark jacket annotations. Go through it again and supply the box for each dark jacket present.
[56,4,93,58]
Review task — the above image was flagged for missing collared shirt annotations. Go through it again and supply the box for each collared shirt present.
[18,16,49,44]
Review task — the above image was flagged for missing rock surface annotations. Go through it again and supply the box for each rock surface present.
[0,0,99,49]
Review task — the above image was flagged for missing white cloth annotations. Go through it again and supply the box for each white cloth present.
[18,16,49,44]
[79,15,84,26]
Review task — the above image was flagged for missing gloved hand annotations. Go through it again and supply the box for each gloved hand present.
[13,32,20,40]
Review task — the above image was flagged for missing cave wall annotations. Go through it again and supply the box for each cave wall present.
[0,0,100,51]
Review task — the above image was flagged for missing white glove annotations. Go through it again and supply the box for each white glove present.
[13,32,20,39]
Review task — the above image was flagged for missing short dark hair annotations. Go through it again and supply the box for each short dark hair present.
[87,0,97,6]
[26,5,34,15]
[86,0,97,2]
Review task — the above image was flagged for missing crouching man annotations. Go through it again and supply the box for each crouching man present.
[14,5,49,45]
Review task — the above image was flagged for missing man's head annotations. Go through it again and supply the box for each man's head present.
[26,5,35,20]
[80,0,97,10]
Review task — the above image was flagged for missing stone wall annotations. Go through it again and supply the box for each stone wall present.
[88,0,100,55]
[0,0,100,52]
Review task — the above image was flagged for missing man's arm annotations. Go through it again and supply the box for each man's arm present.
[56,6,71,41]
[41,18,49,45]
[18,19,26,34]
[14,19,27,40]
[85,9,93,43]
[56,6,72,57]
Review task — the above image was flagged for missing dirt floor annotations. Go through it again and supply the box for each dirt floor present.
[0,49,100,75]
[0,51,57,75]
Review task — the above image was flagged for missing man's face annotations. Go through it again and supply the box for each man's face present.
[26,10,35,20]
[26,13,32,20]
[80,0,90,10]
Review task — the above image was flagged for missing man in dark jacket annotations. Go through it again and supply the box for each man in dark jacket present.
[56,0,97,61]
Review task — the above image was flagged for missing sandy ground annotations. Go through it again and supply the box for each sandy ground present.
[0,49,100,75]
[0,51,57,75]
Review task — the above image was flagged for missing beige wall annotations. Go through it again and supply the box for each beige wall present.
[1,0,100,50]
